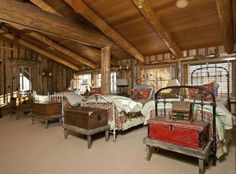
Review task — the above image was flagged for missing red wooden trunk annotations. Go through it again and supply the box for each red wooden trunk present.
[148,117,209,149]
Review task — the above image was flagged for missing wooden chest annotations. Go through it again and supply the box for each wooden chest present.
[64,107,108,130]
[32,102,61,116]
[148,117,209,149]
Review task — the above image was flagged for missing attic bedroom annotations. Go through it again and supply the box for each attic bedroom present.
[0,0,235,174]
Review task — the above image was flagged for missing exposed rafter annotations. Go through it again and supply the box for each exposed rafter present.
[29,0,117,66]
[216,0,234,53]
[27,32,96,68]
[66,0,145,63]
[30,0,62,16]
[0,0,126,56]
[0,28,78,71]
[131,0,183,58]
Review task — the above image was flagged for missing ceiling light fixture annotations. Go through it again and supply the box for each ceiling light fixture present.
[176,0,188,8]
[137,0,144,9]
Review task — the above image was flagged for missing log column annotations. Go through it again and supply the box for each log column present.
[101,46,111,95]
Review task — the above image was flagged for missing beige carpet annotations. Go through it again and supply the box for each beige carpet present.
[0,115,235,174]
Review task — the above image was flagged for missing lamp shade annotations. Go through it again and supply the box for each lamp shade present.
[82,79,88,85]
[117,78,128,86]
[167,79,180,87]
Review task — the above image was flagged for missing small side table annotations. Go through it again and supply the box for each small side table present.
[63,124,110,148]
[32,113,63,128]
[32,102,63,128]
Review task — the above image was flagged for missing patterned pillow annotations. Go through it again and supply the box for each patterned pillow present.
[132,88,152,101]
[90,87,101,94]
[188,82,215,101]
[201,82,215,100]
[188,88,199,99]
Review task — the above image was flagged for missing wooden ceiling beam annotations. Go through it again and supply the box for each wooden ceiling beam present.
[216,0,234,53]
[0,0,123,51]
[131,0,183,58]
[27,32,96,68]
[0,45,17,51]
[30,0,62,16]
[66,0,145,63]
[0,29,79,71]
[29,0,117,66]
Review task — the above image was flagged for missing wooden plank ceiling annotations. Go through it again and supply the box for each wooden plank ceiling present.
[0,0,234,70]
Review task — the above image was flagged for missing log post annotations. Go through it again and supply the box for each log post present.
[101,46,111,95]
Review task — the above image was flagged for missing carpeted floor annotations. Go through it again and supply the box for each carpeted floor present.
[0,115,235,174]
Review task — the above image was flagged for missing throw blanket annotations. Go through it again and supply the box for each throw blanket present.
[83,94,144,131]
[141,99,233,159]
[84,95,143,114]
[52,92,84,106]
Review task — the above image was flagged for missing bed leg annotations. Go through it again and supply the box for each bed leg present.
[59,117,62,125]
[113,129,116,142]
[87,135,92,149]
[45,120,49,129]
[64,128,68,139]
[146,145,153,161]
[199,158,204,174]
[105,130,109,141]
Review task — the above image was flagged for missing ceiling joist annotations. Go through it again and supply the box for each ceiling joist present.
[27,32,96,68]
[29,0,117,66]
[0,0,125,51]
[216,0,234,53]
[0,28,79,71]
[30,0,62,16]
[66,0,145,63]
[131,0,183,58]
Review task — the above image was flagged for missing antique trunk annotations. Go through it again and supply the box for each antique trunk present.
[32,102,61,116]
[64,106,108,130]
[148,117,209,149]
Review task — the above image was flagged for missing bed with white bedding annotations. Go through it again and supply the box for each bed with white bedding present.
[83,94,145,141]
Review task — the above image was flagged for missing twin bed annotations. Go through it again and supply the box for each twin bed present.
[32,66,233,160]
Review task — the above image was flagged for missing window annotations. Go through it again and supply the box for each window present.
[95,73,101,87]
[189,62,232,97]
[71,73,91,94]
[19,66,32,95]
[94,72,117,94]
[140,66,176,90]
[111,72,117,94]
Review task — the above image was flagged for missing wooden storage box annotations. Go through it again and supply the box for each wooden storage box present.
[32,102,61,116]
[148,117,209,149]
[64,106,108,130]
[171,101,192,122]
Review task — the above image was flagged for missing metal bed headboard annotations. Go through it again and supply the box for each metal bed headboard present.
[190,66,230,111]
[155,85,217,165]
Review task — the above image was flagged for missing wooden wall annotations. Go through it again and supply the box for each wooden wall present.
[0,39,74,101]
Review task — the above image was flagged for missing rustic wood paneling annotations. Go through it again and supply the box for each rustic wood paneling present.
[0,39,74,98]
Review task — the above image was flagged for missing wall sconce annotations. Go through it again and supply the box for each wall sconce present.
[41,70,52,77]
[118,63,130,72]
